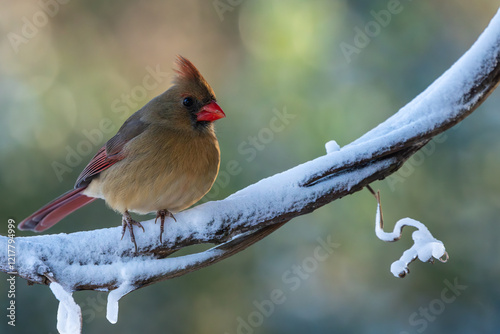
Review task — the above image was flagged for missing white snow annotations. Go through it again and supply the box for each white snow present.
[325,140,341,154]
[107,283,134,324]
[374,201,448,278]
[49,282,82,334]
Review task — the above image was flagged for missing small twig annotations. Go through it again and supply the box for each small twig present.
[366,185,385,230]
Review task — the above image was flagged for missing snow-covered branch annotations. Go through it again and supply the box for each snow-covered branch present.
[1,7,500,332]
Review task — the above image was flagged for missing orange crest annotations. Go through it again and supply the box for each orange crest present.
[174,55,203,82]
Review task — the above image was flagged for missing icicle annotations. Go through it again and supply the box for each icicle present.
[49,282,82,334]
[107,283,134,324]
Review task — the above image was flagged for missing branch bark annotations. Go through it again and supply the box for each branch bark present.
[2,9,500,298]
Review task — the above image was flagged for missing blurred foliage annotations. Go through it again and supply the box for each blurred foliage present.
[1,0,500,333]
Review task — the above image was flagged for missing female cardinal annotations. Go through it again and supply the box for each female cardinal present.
[19,56,226,251]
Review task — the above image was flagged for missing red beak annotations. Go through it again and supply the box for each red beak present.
[196,101,226,122]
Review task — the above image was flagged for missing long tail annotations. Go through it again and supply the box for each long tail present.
[18,188,96,232]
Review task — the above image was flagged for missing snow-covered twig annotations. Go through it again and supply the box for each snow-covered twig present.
[369,188,449,278]
[1,7,500,333]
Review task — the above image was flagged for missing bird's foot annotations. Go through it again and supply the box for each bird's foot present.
[155,209,176,243]
[121,211,145,252]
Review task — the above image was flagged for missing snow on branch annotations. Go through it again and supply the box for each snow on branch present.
[1,7,500,333]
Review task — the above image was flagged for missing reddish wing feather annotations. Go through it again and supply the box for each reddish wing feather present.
[34,193,96,231]
[75,105,147,188]
[18,188,97,231]
[19,188,86,230]
[75,146,125,188]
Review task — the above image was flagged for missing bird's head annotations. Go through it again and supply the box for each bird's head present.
[147,55,225,133]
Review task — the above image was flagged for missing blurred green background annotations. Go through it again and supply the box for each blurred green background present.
[1,0,500,333]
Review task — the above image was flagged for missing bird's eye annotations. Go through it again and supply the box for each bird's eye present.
[182,97,194,107]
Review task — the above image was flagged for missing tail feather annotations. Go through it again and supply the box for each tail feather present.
[19,188,96,232]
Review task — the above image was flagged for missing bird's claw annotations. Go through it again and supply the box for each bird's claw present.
[121,211,144,252]
[155,209,176,243]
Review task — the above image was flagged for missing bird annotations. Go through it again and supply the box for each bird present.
[18,56,226,252]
